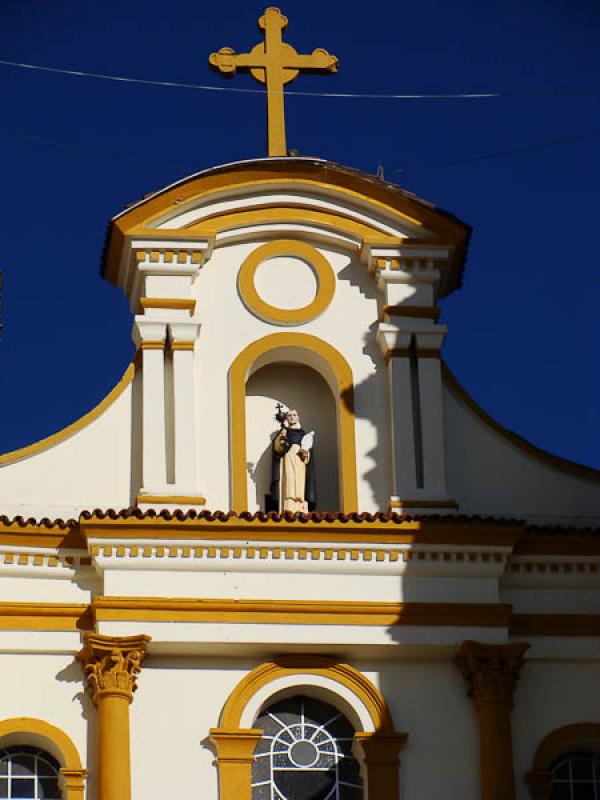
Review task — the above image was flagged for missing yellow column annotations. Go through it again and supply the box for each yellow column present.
[455,641,529,800]
[209,728,263,800]
[78,633,150,800]
[354,732,407,799]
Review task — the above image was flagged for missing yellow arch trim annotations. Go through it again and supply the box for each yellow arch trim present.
[532,723,600,772]
[0,362,136,467]
[229,333,358,512]
[104,164,470,286]
[219,656,395,733]
[238,240,336,325]
[0,717,85,799]
[178,206,403,244]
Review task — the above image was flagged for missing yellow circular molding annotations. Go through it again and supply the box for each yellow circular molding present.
[237,240,335,325]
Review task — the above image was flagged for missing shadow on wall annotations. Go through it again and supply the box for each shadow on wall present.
[339,324,391,511]
[246,363,339,512]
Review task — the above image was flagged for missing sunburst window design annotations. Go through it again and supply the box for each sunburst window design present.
[252,695,362,800]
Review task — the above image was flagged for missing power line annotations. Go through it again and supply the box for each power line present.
[0,58,502,99]
[397,130,600,172]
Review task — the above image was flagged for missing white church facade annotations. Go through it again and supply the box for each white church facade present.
[0,11,599,800]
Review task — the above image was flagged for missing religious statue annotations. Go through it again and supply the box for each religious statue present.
[270,405,316,513]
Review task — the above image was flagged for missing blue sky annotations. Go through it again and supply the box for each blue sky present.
[1,0,599,468]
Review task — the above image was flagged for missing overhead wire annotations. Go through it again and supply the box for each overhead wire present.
[0,58,503,99]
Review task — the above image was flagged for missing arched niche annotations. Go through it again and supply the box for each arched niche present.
[229,333,358,513]
[245,361,339,512]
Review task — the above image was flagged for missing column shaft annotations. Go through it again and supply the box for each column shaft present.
[478,700,517,800]
[455,641,529,800]
[97,692,132,800]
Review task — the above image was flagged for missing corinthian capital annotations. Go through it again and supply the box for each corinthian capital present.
[455,640,529,709]
[77,633,151,703]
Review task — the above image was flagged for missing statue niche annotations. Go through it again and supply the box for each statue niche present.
[245,363,339,513]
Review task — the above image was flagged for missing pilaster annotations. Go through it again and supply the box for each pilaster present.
[78,633,150,800]
[133,320,168,494]
[455,640,529,800]
[209,728,263,800]
[376,265,455,511]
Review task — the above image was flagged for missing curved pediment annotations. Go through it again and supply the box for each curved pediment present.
[102,158,470,299]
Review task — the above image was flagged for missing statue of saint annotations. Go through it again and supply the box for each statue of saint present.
[270,408,316,513]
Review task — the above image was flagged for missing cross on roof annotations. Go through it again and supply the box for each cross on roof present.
[209,7,339,157]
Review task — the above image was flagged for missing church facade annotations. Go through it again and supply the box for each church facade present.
[1,11,600,800]
[0,156,599,800]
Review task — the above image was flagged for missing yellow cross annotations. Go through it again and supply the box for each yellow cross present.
[209,7,339,157]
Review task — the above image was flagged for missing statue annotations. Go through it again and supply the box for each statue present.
[269,405,316,513]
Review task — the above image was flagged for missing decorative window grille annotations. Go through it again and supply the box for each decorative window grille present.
[0,746,61,799]
[551,752,600,800]
[251,695,362,800]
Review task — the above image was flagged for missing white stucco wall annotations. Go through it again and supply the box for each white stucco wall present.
[443,379,600,525]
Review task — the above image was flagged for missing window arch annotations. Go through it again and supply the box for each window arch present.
[0,719,85,800]
[527,724,600,800]
[210,656,407,800]
[0,745,62,799]
[251,694,362,800]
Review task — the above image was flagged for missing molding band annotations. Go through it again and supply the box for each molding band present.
[170,341,195,351]
[135,494,206,505]
[381,304,441,321]
[140,340,165,350]
[140,298,196,315]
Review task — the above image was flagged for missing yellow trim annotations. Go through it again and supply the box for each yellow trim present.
[0,718,86,800]
[170,341,195,351]
[135,494,206,505]
[212,656,406,800]
[140,340,165,350]
[219,655,395,732]
[178,206,402,244]
[510,613,600,637]
[229,333,358,512]
[80,515,523,547]
[93,596,512,628]
[382,304,441,321]
[0,602,92,631]
[237,239,335,325]
[527,724,600,800]
[103,164,469,287]
[443,363,600,481]
[0,363,135,467]
[389,498,459,510]
[139,297,196,315]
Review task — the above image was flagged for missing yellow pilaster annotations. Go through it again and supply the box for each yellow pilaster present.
[78,633,150,800]
[455,640,529,800]
[354,732,407,799]
[209,728,263,800]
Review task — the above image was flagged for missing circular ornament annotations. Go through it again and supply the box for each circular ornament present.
[238,240,335,325]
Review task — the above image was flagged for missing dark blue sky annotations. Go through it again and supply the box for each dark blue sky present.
[1,0,599,468]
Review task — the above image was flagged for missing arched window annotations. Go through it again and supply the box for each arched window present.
[550,752,600,799]
[0,745,62,798]
[251,695,362,799]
